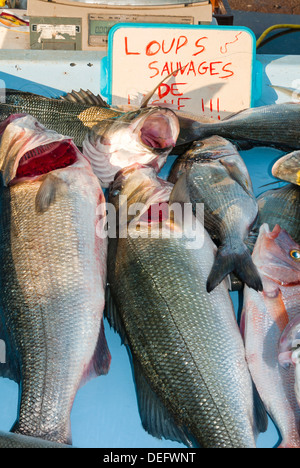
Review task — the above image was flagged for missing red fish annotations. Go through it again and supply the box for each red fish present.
[241,224,300,448]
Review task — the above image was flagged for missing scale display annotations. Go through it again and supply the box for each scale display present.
[88,14,194,46]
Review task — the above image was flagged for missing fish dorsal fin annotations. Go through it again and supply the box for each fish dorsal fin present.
[140,67,184,109]
[132,357,197,448]
[60,89,110,108]
[270,85,300,101]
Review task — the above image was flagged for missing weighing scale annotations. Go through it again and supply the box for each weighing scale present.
[28,0,214,51]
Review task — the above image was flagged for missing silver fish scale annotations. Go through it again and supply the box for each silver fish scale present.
[110,234,257,448]
[0,169,106,444]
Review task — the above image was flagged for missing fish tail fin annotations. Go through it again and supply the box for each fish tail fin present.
[206,243,263,293]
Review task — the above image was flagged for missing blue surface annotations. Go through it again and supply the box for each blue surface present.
[0,145,286,449]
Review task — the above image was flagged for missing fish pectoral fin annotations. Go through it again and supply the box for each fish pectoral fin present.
[35,174,69,213]
[169,172,191,205]
[80,318,112,388]
[132,357,197,448]
[252,383,268,435]
[219,157,254,196]
[105,284,129,346]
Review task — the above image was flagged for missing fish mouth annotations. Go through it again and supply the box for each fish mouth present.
[0,115,82,186]
[14,140,78,181]
[137,108,180,152]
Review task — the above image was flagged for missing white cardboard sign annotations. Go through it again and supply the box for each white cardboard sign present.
[107,24,256,120]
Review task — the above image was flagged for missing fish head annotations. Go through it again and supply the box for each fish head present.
[0,114,86,187]
[253,223,300,287]
[278,314,300,368]
[186,136,237,161]
[169,136,235,183]
[272,151,300,186]
[83,107,180,187]
[108,163,173,229]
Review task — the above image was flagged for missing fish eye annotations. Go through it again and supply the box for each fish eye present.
[290,250,300,261]
[193,141,204,148]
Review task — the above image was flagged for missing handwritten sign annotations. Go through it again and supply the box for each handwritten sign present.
[106,24,256,119]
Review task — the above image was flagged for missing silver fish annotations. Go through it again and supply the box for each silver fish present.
[0,115,111,445]
[106,164,267,448]
[168,136,262,293]
[241,224,300,448]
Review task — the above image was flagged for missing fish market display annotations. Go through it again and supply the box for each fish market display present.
[241,224,300,448]
[83,107,180,188]
[0,115,111,445]
[272,151,300,186]
[106,164,267,448]
[279,314,300,411]
[0,90,179,187]
[0,431,73,449]
[246,184,300,251]
[168,136,262,293]
[176,103,300,151]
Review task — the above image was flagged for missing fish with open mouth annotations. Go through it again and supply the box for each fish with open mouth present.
[83,106,179,188]
[0,114,111,445]
[272,151,300,186]
[168,136,262,293]
[241,224,300,448]
[106,164,267,448]
[0,87,179,187]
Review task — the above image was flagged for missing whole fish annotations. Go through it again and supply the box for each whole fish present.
[106,164,267,448]
[272,151,300,186]
[246,184,300,251]
[168,136,262,293]
[0,431,73,448]
[0,115,111,444]
[177,103,300,151]
[279,314,300,410]
[0,90,179,187]
[241,224,300,448]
